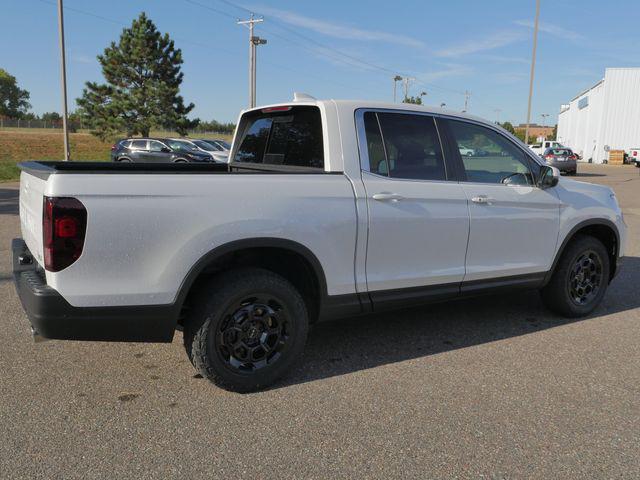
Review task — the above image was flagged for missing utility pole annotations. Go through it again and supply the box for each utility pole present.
[525,0,541,145]
[463,90,471,112]
[393,75,402,102]
[402,77,415,102]
[238,14,266,108]
[494,108,502,123]
[57,0,70,161]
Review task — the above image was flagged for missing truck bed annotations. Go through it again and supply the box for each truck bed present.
[18,161,330,180]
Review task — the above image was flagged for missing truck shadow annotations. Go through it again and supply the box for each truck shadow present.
[277,256,640,390]
[0,188,19,215]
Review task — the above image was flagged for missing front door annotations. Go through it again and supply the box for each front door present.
[357,111,470,305]
[444,119,561,282]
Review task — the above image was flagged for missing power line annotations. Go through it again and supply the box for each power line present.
[33,0,361,94]
[209,0,474,99]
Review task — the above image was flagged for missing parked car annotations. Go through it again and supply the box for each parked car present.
[13,98,626,392]
[458,145,475,156]
[204,139,231,151]
[542,147,577,175]
[172,138,229,163]
[111,138,213,163]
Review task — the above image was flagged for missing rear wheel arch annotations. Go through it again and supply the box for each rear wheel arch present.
[546,219,620,284]
[175,238,328,324]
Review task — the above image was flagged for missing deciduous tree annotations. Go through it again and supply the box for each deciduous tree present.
[0,68,31,118]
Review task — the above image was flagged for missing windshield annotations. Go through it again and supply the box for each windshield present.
[167,140,198,152]
[216,140,231,150]
[193,140,216,151]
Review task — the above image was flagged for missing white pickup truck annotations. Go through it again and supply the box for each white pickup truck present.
[13,98,627,391]
[529,140,564,155]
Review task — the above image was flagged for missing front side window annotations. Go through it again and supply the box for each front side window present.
[447,120,533,185]
[362,111,446,181]
[233,106,324,169]
[167,140,197,152]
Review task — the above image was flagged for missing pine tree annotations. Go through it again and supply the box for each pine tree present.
[77,12,194,139]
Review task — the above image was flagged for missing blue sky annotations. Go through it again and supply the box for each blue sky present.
[2,0,639,124]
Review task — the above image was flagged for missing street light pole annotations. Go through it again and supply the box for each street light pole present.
[524,0,541,145]
[393,75,402,102]
[541,113,549,126]
[57,0,70,161]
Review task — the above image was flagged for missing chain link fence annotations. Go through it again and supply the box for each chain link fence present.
[0,118,233,138]
[0,118,84,129]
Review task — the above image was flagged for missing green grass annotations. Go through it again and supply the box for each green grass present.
[0,128,233,182]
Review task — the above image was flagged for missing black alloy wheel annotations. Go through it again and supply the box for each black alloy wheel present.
[567,250,603,306]
[216,295,290,372]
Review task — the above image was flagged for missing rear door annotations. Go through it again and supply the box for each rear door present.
[357,110,470,304]
[443,119,561,283]
[128,139,149,162]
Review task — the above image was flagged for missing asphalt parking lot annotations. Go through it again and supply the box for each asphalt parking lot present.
[1,164,639,479]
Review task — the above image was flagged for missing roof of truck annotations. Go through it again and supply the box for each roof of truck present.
[241,97,498,130]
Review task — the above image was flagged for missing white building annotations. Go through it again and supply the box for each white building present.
[556,68,640,164]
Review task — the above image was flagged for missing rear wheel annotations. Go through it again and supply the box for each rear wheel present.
[184,268,308,392]
[174,159,188,163]
[540,235,610,317]
[118,157,132,162]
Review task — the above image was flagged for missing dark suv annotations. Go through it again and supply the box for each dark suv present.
[110,138,213,163]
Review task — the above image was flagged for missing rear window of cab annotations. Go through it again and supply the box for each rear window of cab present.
[232,106,324,169]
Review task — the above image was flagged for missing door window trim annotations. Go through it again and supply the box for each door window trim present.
[354,108,452,182]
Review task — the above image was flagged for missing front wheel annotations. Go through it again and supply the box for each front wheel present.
[540,235,610,317]
[184,268,309,392]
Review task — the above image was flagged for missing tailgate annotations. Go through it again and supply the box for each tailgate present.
[18,171,47,268]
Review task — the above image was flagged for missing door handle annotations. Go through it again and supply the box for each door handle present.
[471,195,493,205]
[372,192,405,202]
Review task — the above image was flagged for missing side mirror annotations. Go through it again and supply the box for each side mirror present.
[161,147,171,153]
[538,165,560,189]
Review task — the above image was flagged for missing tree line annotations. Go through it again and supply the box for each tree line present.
[1,12,234,138]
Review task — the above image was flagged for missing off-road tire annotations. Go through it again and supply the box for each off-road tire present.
[183,268,308,392]
[540,235,610,317]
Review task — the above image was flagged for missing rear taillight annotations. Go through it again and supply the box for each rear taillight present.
[544,154,554,160]
[43,197,87,272]
[569,154,577,160]
[111,144,117,151]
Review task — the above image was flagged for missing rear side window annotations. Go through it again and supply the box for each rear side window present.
[130,140,147,150]
[233,106,324,169]
[362,111,446,181]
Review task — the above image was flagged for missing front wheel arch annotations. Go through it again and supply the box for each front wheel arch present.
[545,220,619,285]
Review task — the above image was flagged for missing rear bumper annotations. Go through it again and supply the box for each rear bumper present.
[546,160,577,173]
[12,238,178,342]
